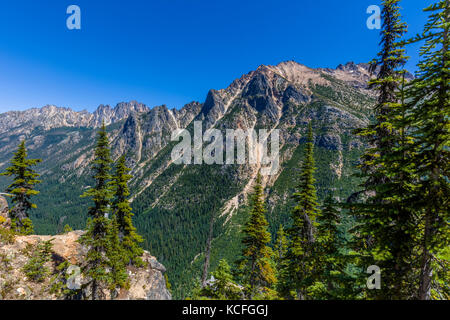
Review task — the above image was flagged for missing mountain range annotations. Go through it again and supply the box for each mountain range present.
[0,60,382,298]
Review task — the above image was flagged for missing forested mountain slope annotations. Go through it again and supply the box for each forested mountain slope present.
[0,61,379,298]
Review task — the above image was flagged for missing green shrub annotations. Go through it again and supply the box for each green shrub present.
[22,239,54,282]
[63,224,73,233]
[0,227,15,244]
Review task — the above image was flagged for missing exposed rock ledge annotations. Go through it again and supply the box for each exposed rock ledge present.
[0,197,171,300]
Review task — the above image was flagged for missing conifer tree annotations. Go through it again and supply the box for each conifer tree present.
[314,195,348,299]
[237,172,276,299]
[106,215,129,295]
[356,0,409,184]
[0,140,41,234]
[405,0,449,299]
[349,0,419,299]
[274,224,288,268]
[199,259,241,300]
[63,224,73,233]
[274,224,290,298]
[22,239,53,282]
[111,155,144,266]
[286,123,320,299]
[79,123,114,300]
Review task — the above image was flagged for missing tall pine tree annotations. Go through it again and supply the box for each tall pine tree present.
[237,172,276,299]
[406,0,449,300]
[0,140,41,235]
[286,123,320,299]
[79,123,114,300]
[357,0,409,182]
[106,214,129,296]
[349,0,419,299]
[314,195,350,299]
[111,155,144,267]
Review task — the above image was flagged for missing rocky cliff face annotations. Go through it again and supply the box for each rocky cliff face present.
[0,60,378,298]
[0,100,150,136]
[0,196,9,226]
[0,197,171,300]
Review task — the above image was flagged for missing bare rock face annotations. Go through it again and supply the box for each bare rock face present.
[121,254,171,300]
[0,196,11,228]
[0,228,171,300]
[0,196,8,218]
[0,101,150,136]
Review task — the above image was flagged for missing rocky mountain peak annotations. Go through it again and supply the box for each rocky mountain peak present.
[197,59,376,129]
[336,61,359,71]
[91,101,150,127]
[0,100,152,136]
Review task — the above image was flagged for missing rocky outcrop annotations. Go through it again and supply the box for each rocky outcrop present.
[0,230,171,300]
[0,200,171,300]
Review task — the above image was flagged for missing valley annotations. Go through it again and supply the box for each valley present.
[0,60,377,298]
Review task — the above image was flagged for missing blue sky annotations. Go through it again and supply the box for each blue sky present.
[0,0,427,112]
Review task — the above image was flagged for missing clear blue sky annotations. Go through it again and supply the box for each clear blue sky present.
[0,0,427,112]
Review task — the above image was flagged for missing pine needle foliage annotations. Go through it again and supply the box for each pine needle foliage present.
[1,140,41,234]
[237,172,276,299]
[286,123,320,299]
[111,155,144,267]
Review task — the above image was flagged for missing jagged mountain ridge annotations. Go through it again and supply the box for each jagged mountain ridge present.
[0,60,377,298]
[0,100,151,134]
[0,61,375,133]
